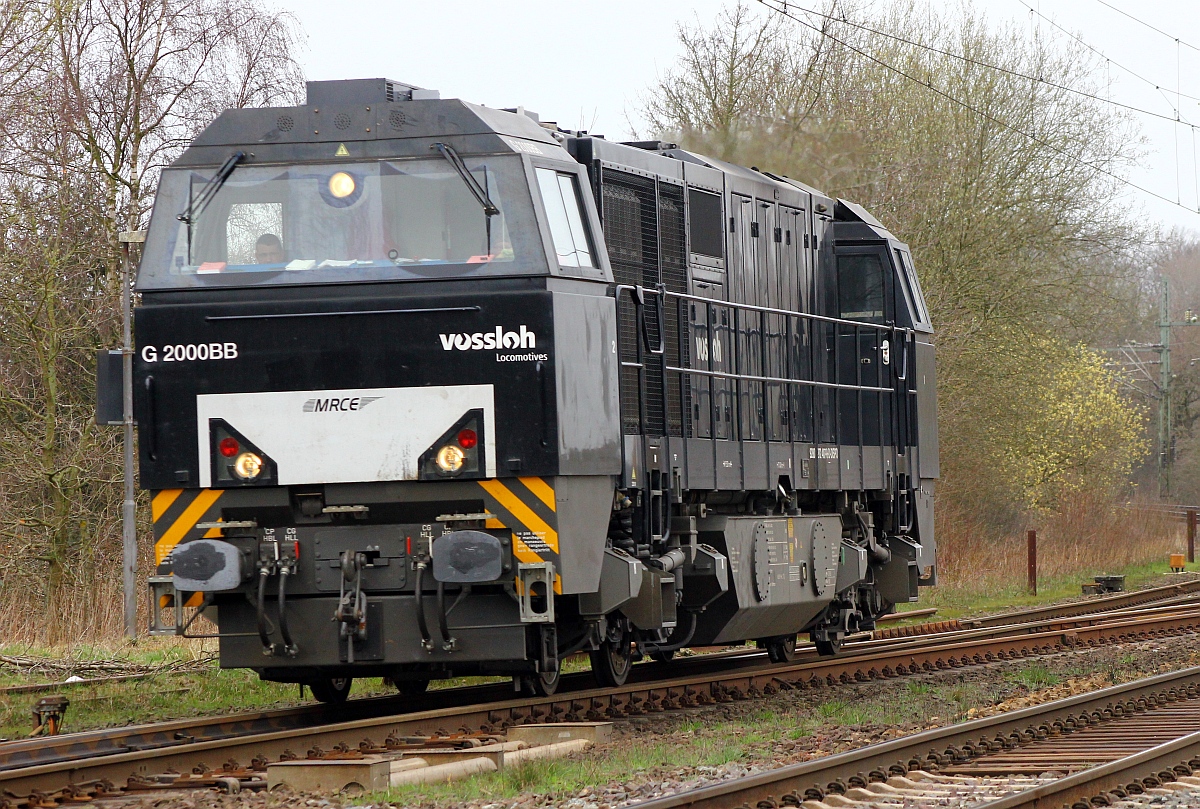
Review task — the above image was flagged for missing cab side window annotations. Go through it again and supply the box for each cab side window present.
[687,188,724,259]
[536,167,594,268]
[895,248,931,327]
[836,252,886,324]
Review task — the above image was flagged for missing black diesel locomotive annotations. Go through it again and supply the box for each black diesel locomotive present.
[121,78,937,701]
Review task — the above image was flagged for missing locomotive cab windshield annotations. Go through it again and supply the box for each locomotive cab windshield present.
[141,153,550,288]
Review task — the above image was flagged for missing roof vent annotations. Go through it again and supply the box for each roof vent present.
[501,106,540,122]
[621,140,678,151]
[305,78,439,107]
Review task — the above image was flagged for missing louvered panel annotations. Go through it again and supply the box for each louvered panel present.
[601,170,664,435]
[659,183,689,437]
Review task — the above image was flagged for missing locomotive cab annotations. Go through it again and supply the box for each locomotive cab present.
[120,78,938,701]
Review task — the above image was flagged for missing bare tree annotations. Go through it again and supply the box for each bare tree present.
[0,0,304,643]
[642,0,1155,532]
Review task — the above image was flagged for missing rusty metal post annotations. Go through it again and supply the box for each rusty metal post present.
[1027,529,1037,596]
[1189,510,1197,564]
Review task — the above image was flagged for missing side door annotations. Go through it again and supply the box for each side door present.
[832,246,892,452]
[689,280,729,439]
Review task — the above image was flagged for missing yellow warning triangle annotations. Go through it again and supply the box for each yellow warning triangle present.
[335,143,349,156]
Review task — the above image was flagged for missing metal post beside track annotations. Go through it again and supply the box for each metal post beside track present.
[1027,529,1037,596]
[118,230,145,640]
[1189,509,1196,564]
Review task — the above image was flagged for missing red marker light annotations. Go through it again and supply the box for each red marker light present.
[457,429,477,449]
[218,437,240,457]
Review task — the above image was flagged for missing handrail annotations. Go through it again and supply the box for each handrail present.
[627,284,666,356]
[633,285,918,336]
[892,327,909,382]
[613,283,913,395]
[663,364,896,394]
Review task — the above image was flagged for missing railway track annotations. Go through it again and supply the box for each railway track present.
[630,666,1200,809]
[5,583,1200,778]
[871,577,1200,639]
[5,590,1200,801]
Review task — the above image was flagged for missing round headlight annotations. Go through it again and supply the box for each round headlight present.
[328,171,356,199]
[233,451,263,480]
[435,444,465,473]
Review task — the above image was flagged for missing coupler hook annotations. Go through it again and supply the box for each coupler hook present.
[335,550,368,663]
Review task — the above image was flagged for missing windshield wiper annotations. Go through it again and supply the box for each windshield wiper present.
[177,151,246,225]
[431,143,499,216]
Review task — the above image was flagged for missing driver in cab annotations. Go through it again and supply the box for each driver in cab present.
[254,233,284,264]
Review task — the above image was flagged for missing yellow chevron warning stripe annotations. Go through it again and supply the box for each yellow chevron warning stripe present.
[151,489,183,522]
[518,476,556,512]
[155,489,223,564]
[478,479,558,553]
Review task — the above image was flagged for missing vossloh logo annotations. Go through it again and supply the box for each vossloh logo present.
[439,325,536,351]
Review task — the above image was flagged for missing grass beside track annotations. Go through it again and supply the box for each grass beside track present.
[0,562,1195,742]
[373,650,1196,809]
[919,561,1196,618]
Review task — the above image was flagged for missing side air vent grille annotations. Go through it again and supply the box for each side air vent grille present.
[600,166,686,436]
[659,182,690,437]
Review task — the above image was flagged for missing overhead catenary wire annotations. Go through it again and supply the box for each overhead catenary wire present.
[768,0,1200,124]
[755,0,1200,215]
[1017,0,1200,106]
[1092,0,1200,55]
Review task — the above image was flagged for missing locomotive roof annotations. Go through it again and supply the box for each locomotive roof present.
[171,77,885,236]
[171,78,574,168]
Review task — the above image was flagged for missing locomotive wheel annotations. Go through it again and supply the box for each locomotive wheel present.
[590,639,635,687]
[765,634,798,664]
[813,636,842,657]
[309,676,353,704]
[394,678,430,696]
[519,667,561,697]
[650,649,676,663]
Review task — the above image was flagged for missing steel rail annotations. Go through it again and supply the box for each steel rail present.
[4,590,1200,778]
[977,731,1200,808]
[1,592,1192,773]
[627,667,1200,809]
[968,577,1200,627]
[5,602,1200,795]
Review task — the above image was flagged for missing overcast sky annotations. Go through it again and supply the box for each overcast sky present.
[282,0,1199,235]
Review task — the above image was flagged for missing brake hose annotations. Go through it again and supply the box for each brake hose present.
[436,580,454,650]
[256,566,273,655]
[643,611,698,654]
[414,561,432,649]
[278,565,298,656]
